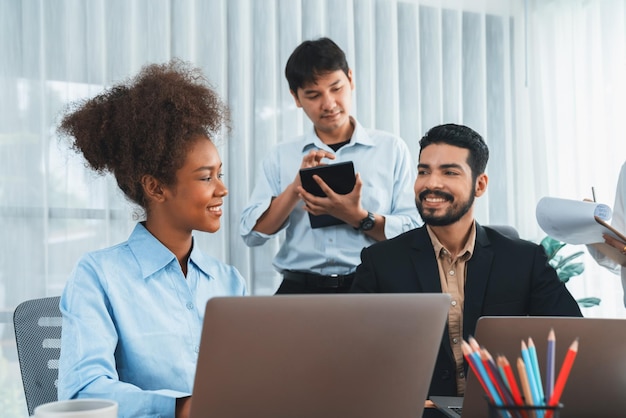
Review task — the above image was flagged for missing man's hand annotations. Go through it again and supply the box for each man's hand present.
[293,149,336,188]
[298,172,365,227]
[603,233,626,255]
[253,149,335,235]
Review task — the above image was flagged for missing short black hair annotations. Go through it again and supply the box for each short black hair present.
[284,37,350,94]
[419,124,489,180]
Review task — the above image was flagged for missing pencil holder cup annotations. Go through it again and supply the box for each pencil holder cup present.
[486,399,563,418]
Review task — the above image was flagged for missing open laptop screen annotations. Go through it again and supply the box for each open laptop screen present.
[190,293,451,418]
[457,316,626,418]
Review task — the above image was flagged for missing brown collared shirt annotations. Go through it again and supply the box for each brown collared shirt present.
[426,222,476,395]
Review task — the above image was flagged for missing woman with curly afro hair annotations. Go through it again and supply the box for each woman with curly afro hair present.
[56,59,247,418]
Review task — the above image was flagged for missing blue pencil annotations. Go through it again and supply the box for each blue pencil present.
[521,340,543,417]
[466,339,505,408]
[528,337,545,403]
[481,349,521,418]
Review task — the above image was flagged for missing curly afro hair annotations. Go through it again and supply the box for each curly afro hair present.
[58,58,230,209]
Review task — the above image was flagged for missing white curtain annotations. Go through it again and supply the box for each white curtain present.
[1,0,624,416]
[520,0,626,319]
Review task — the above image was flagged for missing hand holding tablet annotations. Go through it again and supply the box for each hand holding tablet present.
[299,161,356,228]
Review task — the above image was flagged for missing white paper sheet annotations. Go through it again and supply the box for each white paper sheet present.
[535,196,612,244]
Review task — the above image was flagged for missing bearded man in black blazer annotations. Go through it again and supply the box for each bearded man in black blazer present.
[351,124,582,408]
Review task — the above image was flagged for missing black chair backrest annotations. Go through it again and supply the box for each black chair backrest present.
[13,296,62,415]
[486,224,520,239]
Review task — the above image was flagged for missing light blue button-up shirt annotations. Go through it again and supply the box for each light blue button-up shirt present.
[240,118,421,275]
[58,223,247,418]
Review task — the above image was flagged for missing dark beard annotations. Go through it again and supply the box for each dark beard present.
[415,189,474,226]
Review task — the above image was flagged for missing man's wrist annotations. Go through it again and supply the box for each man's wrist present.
[356,211,376,231]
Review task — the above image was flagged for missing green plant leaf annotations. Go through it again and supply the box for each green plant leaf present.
[557,263,585,282]
[540,235,600,307]
[548,254,563,269]
[541,236,567,259]
[576,297,601,307]
[554,251,585,270]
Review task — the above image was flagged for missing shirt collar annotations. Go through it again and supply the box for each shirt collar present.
[300,117,376,153]
[127,223,214,280]
[187,242,219,280]
[426,221,477,261]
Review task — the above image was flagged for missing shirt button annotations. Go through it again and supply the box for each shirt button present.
[451,300,457,307]
[460,372,465,378]
[449,270,455,276]
[186,302,194,310]
[194,346,200,353]
[452,338,459,344]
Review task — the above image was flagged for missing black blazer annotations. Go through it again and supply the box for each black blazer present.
[351,223,583,397]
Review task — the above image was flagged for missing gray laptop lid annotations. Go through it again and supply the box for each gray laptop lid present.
[429,395,463,418]
[189,293,451,418]
[458,316,626,418]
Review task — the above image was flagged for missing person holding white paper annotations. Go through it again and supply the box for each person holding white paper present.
[587,162,626,305]
[535,196,613,245]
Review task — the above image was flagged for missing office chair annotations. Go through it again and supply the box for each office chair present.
[486,224,520,239]
[13,296,62,416]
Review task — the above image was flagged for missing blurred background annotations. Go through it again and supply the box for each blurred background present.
[2,0,625,415]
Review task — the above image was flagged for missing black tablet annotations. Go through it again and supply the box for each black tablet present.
[299,161,356,228]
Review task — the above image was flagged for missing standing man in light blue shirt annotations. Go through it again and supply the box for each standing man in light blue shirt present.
[57,60,246,418]
[240,37,420,293]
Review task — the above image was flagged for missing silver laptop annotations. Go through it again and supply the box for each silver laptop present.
[189,293,451,418]
[432,316,626,418]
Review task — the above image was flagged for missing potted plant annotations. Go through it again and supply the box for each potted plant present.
[541,236,600,307]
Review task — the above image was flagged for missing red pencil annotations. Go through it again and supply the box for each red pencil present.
[462,340,493,402]
[545,338,579,418]
[482,349,517,407]
[468,336,481,352]
[498,355,526,408]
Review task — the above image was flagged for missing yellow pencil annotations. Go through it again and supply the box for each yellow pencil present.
[517,357,536,418]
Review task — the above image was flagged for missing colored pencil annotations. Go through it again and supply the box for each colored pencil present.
[468,335,481,352]
[482,349,516,407]
[517,357,537,418]
[546,329,556,401]
[545,338,579,418]
[497,355,527,411]
[521,340,542,409]
[482,350,519,418]
[461,340,494,401]
[527,337,545,409]
[463,340,504,406]
[528,337,547,418]
[499,355,529,418]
